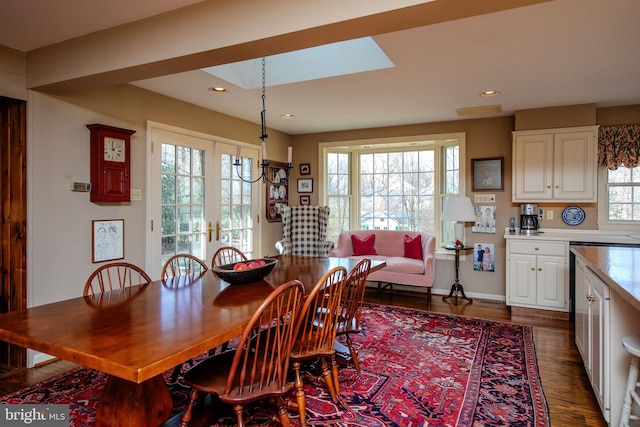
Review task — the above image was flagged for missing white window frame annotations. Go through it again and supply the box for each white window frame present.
[318,133,466,249]
[597,165,640,231]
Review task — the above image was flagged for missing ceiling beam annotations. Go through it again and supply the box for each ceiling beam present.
[27,0,552,94]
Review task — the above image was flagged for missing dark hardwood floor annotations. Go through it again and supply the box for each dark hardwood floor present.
[0,288,607,427]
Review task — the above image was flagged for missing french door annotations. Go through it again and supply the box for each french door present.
[147,124,259,278]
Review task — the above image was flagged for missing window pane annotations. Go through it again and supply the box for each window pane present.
[162,145,176,174]
[359,148,441,233]
[607,166,640,222]
[327,152,351,237]
[325,137,459,246]
[177,146,191,175]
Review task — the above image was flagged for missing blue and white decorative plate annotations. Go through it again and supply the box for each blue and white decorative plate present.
[562,206,585,226]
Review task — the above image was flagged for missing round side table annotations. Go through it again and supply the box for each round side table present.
[442,245,473,305]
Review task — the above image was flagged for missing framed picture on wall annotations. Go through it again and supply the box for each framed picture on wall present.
[300,195,310,205]
[472,157,504,191]
[297,178,313,193]
[300,163,311,175]
[92,219,124,263]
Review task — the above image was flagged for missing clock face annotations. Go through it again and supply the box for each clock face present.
[104,137,125,162]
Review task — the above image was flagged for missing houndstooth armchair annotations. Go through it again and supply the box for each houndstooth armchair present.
[275,205,335,256]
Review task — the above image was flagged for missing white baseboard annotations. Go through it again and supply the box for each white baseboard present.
[366,282,506,304]
[27,349,55,368]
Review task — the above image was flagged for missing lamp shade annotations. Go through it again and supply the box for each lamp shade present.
[441,197,477,222]
[442,197,476,245]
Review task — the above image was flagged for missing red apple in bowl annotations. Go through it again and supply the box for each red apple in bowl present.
[233,262,249,271]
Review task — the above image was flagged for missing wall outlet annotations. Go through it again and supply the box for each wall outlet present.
[547,210,554,220]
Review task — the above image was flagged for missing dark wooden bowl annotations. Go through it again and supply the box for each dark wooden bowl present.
[212,258,278,285]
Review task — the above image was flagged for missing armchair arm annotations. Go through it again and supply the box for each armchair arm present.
[275,239,293,255]
[318,240,336,257]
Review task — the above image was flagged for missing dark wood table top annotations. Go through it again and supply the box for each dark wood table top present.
[0,255,385,384]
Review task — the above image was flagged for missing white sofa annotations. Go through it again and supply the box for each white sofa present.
[330,229,436,307]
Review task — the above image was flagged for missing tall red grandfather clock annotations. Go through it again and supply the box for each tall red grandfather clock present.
[87,124,135,203]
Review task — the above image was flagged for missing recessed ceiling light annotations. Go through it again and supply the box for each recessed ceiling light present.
[480,90,500,97]
[209,87,227,93]
[281,114,295,119]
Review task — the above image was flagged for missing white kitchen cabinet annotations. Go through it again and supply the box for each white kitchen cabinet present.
[506,239,569,311]
[512,126,598,202]
[574,256,611,421]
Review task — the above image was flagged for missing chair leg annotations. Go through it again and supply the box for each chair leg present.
[620,356,640,427]
[234,404,245,427]
[319,357,338,403]
[276,397,291,427]
[180,388,199,427]
[427,288,432,309]
[345,334,361,375]
[170,363,183,384]
[293,361,307,427]
[330,354,341,396]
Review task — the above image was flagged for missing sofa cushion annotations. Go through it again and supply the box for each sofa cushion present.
[351,234,378,256]
[404,234,423,260]
[367,255,424,274]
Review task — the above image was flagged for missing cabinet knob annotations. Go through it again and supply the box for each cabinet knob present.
[534,247,539,251]
[538,267,542,271]
[547,185,551,189]
[531,267,535,271]
[555,185,560,189]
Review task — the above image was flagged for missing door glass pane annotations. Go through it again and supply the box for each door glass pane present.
[161,143,206,266]
[221,154,253,257]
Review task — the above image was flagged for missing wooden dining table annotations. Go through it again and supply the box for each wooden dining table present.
[0,255,385,427]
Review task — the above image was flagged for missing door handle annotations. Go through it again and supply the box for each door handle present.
[216,221,221,241]
[207,221,213,242]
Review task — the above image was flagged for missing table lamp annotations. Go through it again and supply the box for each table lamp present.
[442,197,477,245]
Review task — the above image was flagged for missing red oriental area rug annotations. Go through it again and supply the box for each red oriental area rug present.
[0,303,549,426]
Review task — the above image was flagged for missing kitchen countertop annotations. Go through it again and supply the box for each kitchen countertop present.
[504,228,640,245]
[570,245,640,312]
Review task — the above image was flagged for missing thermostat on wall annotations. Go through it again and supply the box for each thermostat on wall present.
[70,182,92,192]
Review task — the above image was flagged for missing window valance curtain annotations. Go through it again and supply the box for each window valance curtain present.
[598,125,640,170]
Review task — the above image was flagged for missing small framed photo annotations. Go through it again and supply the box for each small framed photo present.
[300,163,311,175]
[297,178,313,193]
[472,157,504,191]
[92,219,124,263]
[300,195,311,205]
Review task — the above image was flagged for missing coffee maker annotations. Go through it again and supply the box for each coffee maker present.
[520,203,540,234]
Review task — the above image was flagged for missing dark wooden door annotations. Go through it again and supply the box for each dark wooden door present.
[0,96,27,371]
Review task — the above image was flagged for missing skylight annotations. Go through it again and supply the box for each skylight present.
[202,37,394,89]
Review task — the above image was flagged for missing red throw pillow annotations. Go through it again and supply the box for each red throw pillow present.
[404,234,423,260]
[351,234,377,255]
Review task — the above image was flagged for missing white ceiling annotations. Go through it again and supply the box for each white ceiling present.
[2,0,639,135]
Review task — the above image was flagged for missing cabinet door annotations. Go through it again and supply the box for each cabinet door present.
[536,255,567,310]
[574,257,589,364]
[507,254,537,306]
[553,130,597,202]
[587,268,610,414]
[512,133,553,201]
